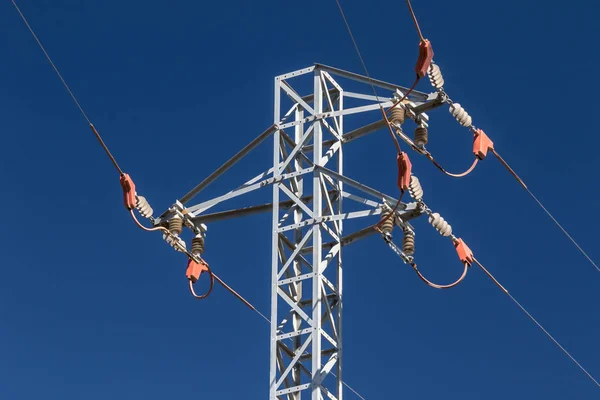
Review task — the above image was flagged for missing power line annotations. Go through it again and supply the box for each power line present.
[488,148,599,272]
[405,0,424,41]
[333,0,402,154]
[525,188,599,272]
[472,257,600,388]
[12,0,124,176]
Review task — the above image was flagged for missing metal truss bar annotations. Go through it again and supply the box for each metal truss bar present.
[277,209,382,233]
[343,91,392,102]
[189,168,313,215]
[279,205,296,227]
[342,119,387,144]
[321,174,340,234]
[278,230,314,280]
[279,124,315,174]
[281,80,316,115]
[301,88,337,106]
[300,348,337,362]
[312,70,324,400]
[276,335,313,389]
[188,177,273,215]
[245,167,274,186]
[321,75,341,135]
[321,285,338,340]
[314,63,430,100]
[278,288,313,325]
[279,136,300,194]
[276,66,315,81]
[320,328,338,349]
[322,71,343,92]
[304,119,386,152]
[276,349,293,394]
[321,222,340,248]
[277,327,315,341]
[303,224,378,254]
[280,183,315,219]
[271,79,282,400]
[278,272,316,286]
[320,353,339,382]
[281,130,314,167]
[279,102,392,130]
[321,141,341,167]
[321,118,342,141]
[322,385,339,400]
[411,92,445,115]
[299,294,336,309]
[321,243,341,275]
[280,234,313,270]
[276,383,311,396]
[276,310,292,334]
[321,273,338,296]
[341,191,382,208]
[330,102,393,118]
[191,194,318,224]
[180,124,277,204]
[318,165,399,206]
[278,342,298,359]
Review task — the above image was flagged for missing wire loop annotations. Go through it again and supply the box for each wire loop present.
[188,266,215,300]
[410,261,469,289]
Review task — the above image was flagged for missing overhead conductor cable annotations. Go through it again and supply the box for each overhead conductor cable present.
[446,93,599,272]
[12,0,270,310]
[385,0,434,113]
[333,0,411,235]
[472,257,600,389]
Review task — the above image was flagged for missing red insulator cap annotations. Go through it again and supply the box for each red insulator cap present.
[473,129,495,160]
[397,152,412,191]
[455,238,474,266]
[415,40,434,78]
[120,174,137,210]
[186,259,209,283]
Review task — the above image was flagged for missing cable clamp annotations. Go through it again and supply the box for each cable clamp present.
[397,152,413,191]
[415,39,434,78]
[120,173,137,210]
[473,129,494,160]
[454,238,474,266]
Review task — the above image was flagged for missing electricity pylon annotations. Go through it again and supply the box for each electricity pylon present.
[158,64,444,399]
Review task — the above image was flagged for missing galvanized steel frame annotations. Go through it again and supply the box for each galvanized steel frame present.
[159,64,436,399]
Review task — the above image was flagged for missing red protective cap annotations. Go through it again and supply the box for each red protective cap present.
[415,40,434,78]
[186,259,209,283]
[455,238,474,266]
[473,129,494,160]
[120,174,137,210]
[397,152,412,191]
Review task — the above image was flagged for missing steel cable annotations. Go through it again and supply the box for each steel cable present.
[13,0,124,176]
[405,0,425,41]
[410,261,469,289]
[472,257,600,388]
[490,149,599,273]
[333,0,402,153]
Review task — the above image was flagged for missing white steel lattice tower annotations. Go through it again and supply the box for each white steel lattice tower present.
[269,68,345,400]
[158,64,438,400]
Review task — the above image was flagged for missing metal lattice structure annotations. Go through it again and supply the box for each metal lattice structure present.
[157,64,445,399]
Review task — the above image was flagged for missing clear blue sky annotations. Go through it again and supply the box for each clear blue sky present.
[1,0,599,399]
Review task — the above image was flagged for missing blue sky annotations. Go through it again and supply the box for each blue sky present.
[1,0,599,399]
